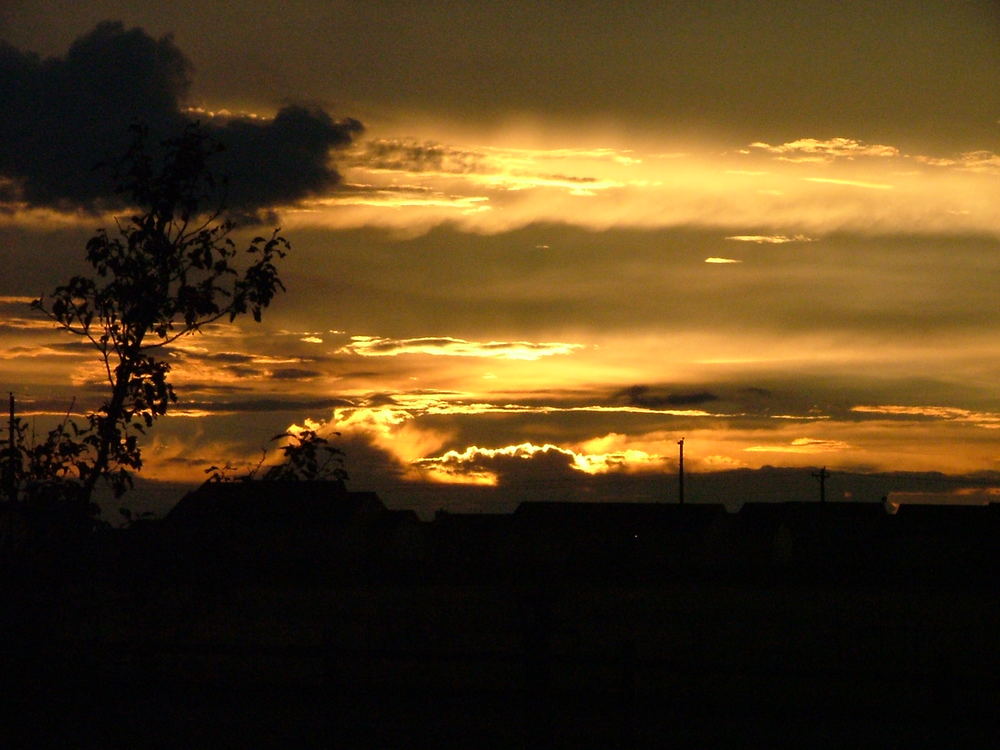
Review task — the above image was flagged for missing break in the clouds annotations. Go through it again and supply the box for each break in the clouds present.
[0,22,361,212]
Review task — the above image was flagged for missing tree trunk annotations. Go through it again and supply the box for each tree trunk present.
[79,359,134,504]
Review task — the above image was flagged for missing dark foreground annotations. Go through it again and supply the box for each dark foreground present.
[5,579,999,748]
[3,493,1000,747]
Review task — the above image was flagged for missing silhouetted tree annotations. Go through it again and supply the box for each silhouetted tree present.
[23,122,288,510]
[203,428,348,484]
[262,429,348,483]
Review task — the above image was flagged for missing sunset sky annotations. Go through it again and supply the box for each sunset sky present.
[1,1,998,514]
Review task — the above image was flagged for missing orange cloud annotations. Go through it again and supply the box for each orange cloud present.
[744,437,851,454]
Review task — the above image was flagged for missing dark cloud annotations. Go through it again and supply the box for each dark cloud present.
[203,352,255,364]
[364,393,401,407]
[356,139,485,174]
[270,368,323,380]
[614,385,719,408]
[337,431,411,483]
[368,337,454,353]
[179,397,352,413]
[0,22,361,212]
[417,445,581,487]
[0,21,188,207]
[491,450,583,491]
[349,139,600,191]
[169,349,316,368]
[222,365,262,379]
[0,340,92,355]
[535,173,598,184]
[217,363,322,380]
[211,104,362,211]
[163,383,252,394]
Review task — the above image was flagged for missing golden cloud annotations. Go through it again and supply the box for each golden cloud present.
[276,129,1000,239]
[340,335,585,360]
[851,404,1000,428]
[724,234,815,243]
[749,138,900,160]
[914,150,1000,174]
[802,177,893,190]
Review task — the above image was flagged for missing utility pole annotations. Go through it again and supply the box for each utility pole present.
[677,438,685,505]
[812,466,829,503]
